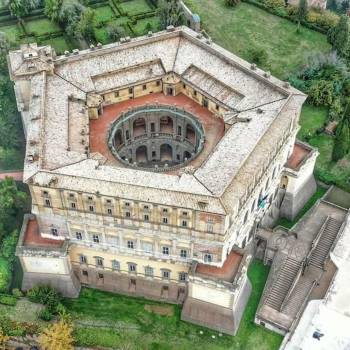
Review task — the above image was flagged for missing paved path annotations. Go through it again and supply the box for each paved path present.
[0,171,23,181]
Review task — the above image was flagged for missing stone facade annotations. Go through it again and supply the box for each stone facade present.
[10,27,308,335]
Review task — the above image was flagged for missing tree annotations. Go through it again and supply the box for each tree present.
[78,7,95,42]
[225,0,241,6]
[327,15,350,58]
[59,0,85,38]
[0,32,9,68]
[38,319,74,350]
[107,23,126,42]
[45,0,63,22]
[0,328,10,350]
[297,0,308,31]
[8,0,40,19]
[332,101,350,161]
[158,0,184,29]
[0,177,27,242]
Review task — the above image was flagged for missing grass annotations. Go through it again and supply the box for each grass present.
[40,36,70,54]
[95,5,116,23]
[0,298,44,323]
[0,147,24,171]
[298,105,350,191]
[0,24,23,43]
[120,0,153,16]
[63,260,282,350]
[133,16,161,36]
[275,186,327,229]
[184,0,331,79]
[24,18,61,36]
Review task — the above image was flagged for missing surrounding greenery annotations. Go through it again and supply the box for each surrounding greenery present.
[184,0,331,78]
[275,186,327,229]
[8,0,40,19]
[61,261,282,349]
[158,0,184,29]
[327,15,350,61]
[333,101,350,161]
[38,319,75,350]
[27,285,62,314]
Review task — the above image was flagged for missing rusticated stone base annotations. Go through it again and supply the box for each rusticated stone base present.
[22,270,81,298]
[73,265,186,304]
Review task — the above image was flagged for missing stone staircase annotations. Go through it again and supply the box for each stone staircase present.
[265,257,301,311]
[308,218,342,269]
[281,276,315,316]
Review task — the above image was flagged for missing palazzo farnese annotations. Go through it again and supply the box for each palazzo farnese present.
[8,26,316,335]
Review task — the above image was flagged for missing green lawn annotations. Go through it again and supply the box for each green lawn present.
[63,260,282,350]
[0,24,23,43]
[184,0,331,79]
[298,105,350,191]
[95,5,116,23]
[24,18,61,36]
[120,0,153,16]
[40,36,70,54]
[133,16,161,36]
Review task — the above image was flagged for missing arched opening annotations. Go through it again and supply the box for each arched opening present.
[159,116,173,134]
[186,124,196,144]
[114,129,123,148]
[184,151,191,160]
[160,144,172,162]
[133,118,146,137]
[136,145,148,163]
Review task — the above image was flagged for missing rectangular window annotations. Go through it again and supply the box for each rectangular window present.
[80,255,87,264]
[125,202,130,207]
[162,270,170,280]
[183,83,186,89]
[129,87,133,94]
[76,232,82,240]
[193,90,197,96]
[96,257,104,267]
[151,123,155,132]
[162,246,169,255]
[51,228,58,236]
[92,234,100,243]
[88,196,93,201]
[162,208,168,213]
[82,270,88,276]
[70,202,76,209]
[143,205,149,210]
[142,241,153,253]
[69,193,74,198]
[128,263,136,273]
[203,98,208,108]
[106,199,112,204]
[162,217,168,224]
[180,249,187,258]
[125,211,131,218]
[207,218,214,233]
[142,84,147,90]
[177,126,182,136]
[89,205,94,212]
[182,220,188,227]
[45,199,51,207]
[127,240,134,249]
[182,211,188,216]
[43,191,48,196]
[156,80,160,86]
[216,104,219,111]
[179,272,187,282]
[144,214,149,222]
[112,260,120,271]
[204,253,213,263]
[98,273,104,279]
[107,208,112,215]
[114,91,119,97]
[144,266,154,277]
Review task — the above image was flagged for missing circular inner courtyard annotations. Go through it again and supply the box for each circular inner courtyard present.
[108,105,205,170]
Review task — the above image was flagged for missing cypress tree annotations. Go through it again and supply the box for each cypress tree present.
[327,15,350,58]
[332,102,350,161]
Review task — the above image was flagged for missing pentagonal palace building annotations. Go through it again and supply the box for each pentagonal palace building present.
[8,26,307,335]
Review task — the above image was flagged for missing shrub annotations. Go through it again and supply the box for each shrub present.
[0,258,11,293]
[27,286,61,313]
[38,320,74,350]
[11,288,23,298]
[264,0,285,9]
[0,294,17,306]
[315,10,339,29]
[247,47,269,66]
[38,307,54,321]
[308,79,335,106]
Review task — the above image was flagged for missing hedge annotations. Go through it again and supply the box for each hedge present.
[0,257,11,293]
[0,294,17,306]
